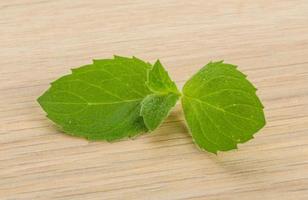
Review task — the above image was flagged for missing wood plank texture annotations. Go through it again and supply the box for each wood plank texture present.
[1,0,308,199]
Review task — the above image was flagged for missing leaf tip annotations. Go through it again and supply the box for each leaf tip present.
[153,59,162,68]
[37,95,43,105]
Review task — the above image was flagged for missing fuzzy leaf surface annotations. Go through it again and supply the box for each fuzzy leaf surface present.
[140,60,180,131]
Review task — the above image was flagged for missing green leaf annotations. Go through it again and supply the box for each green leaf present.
[140,60,181,131]
[146,60,179,94]
[181,61,266,153]
[38,56,153,141]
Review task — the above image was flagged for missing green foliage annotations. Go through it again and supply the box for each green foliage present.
[140,60,180,130]
[182,61,265,153]
[38,57,266,153]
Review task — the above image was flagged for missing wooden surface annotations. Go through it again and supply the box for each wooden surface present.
[1,0,308,199]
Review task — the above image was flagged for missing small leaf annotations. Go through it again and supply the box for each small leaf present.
[182,61,266,153]
[140,60,181,131]
[38,56,152,141]
[146,60,179,94]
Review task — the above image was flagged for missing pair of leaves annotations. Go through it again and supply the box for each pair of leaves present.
[38,56,265,153]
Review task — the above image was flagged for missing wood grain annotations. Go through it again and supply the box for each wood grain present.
[1,0,308,199]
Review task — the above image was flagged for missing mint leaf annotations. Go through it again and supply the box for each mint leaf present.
[38,56,153,141]
[38,56,266,154]
[182,61,266,153]
[146,60,179,94]
[140,61,181,130]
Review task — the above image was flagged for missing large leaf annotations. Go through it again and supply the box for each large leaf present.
[182,61,266,153]
[38,56,180,141]
[140,60,181,131]
[38,56,153,141]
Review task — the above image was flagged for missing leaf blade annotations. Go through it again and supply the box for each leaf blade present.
[140,60,181,131]
[182,61,266,153]
[38,56,151,141]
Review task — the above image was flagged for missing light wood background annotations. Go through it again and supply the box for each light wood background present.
[1,0,308,199]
